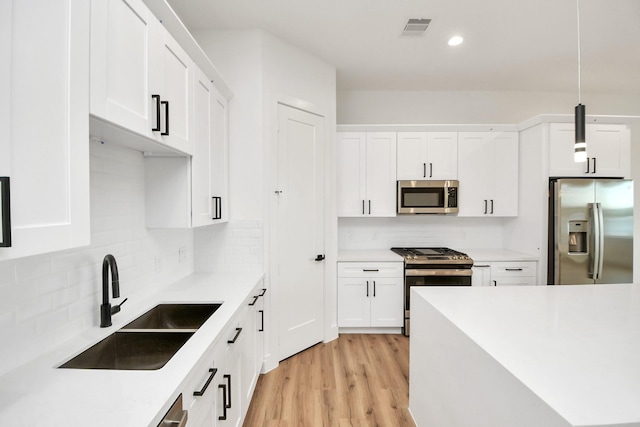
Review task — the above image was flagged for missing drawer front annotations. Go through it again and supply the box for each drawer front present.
[338,262,404,278]
[491,261,536,277]
[493,276,537,286]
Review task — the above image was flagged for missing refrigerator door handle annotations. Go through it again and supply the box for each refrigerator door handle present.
[589,203,599,279]
[596,202,605,279]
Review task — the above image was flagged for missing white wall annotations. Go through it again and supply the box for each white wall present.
[0,141,193,376]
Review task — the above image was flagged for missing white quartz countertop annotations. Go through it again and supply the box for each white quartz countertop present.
[462,248,538,262]
[0,270,265,427]
[338,250,404,262]
[413,284,640,426]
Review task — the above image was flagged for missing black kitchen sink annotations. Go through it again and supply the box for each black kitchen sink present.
[59,303,222,370]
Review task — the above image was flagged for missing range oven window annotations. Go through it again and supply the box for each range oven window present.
[405,271,472,310]
[401,187,444,208]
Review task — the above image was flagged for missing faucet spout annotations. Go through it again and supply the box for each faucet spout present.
[100,254,124,327]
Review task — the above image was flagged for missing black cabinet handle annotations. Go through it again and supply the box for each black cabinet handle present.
[493,280,497,286]
[592,157,596,173]
[248,295,259,306]
[193,368,217,397]
[366,280,369,297]
[258,288,267,297]
[373,280,376,297]
[362,269,379,272]
[429,162,433,178]
[585,158,590,174]
[218,383,228,420]
[484,200,488,214]
[227,327,242,344]
[212,196,222,220]
[505,268,523,271]
[315,254,325,262]
[368,200,371,215]
[151,95,161,131]
[259,310,264,332]
[423,163,426,178]
[1,177,12,248]
[224,374,232,409]
[362,200,365,215]
[161,100,169,135]
[490,199,494,214]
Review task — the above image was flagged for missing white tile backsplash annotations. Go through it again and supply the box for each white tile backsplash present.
[195,220,264,273]
[0,140,193,376]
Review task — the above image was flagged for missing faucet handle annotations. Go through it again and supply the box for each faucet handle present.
[111,297,128,315]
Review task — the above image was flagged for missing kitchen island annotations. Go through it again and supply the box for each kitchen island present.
[409,284,640,427]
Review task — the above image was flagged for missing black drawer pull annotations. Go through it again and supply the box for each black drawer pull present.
[151,94,161,131]
[193,368,217,397]
[248,295,259,306]
[161,100,169,135]
[224,374,232,409]
[227,327,242,344]
[362,269,379,272]
[258,288,267,297]
[505,268,523,271]
[218,383,227,420]
[259,310,264,332]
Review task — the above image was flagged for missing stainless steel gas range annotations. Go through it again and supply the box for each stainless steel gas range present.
[391,247,473,336]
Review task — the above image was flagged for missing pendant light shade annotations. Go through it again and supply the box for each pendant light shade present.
[574,0,587,163]
[574,103,586,162]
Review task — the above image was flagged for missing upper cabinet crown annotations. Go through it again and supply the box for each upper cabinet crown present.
[397,132,458,180]
[548,123,630,178]
[90,0,193,155]
[457,132,519,217]
[337,132,397,217]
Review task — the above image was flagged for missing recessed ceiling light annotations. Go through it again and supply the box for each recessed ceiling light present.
[448,36,464,46]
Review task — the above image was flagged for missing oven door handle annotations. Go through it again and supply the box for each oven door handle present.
[405,269,473,277]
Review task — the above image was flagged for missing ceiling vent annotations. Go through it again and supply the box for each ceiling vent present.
[402,18,432,36]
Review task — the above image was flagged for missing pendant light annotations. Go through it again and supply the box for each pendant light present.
[574,0,586,163]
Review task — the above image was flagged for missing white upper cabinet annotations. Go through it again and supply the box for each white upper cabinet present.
[0,0,90,260]
[549,123,630,178]
[90,0,192,154]
[397,132,458,180]
[337,132,397,217]
[458,132,518,217]
[145,63,229,228]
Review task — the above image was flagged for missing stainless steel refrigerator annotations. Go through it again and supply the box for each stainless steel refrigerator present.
[548,178,634,285]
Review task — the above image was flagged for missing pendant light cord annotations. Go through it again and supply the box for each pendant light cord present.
[577,0,582,104]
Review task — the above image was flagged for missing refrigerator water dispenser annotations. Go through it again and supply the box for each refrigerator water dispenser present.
[568,221,588,254]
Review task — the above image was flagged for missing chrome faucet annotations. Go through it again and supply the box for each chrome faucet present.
[100,254,127,327]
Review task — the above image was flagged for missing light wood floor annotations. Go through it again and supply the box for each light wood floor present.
[243,334,416,427]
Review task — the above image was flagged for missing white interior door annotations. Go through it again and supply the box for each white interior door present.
[276,103,325,360]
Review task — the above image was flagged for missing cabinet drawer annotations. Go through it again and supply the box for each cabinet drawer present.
[493,276,537,286]
[338,262,404,278]
[491,261,536,277]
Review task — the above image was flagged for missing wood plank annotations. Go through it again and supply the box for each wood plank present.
[243,334,416,427]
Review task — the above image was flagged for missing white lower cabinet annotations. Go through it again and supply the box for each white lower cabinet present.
[337,262,404,328]
[472,261,537,286]
[171,281,265,427]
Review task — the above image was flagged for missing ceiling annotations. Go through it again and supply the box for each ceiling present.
[167,0,640,94]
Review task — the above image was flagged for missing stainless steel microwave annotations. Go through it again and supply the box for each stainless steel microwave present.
[397,180,459,214]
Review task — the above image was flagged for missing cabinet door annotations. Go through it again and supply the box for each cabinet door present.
[337,278,370,327]
[397,132,428,180]
[151,26,192,153]
[337,132,367,217]
[365,132,397,217]
[471,264,492,286]
[427,132,458,180]
[218,324,243,427]
[210,86,229,223]
[191,65,214,227]
[369,277,403,327]
[587,124,630,177]
[457,133,492,216]
[489,132,518,216]
[1,0,90,260]
[90,0,154,137]
[549,123,588,176]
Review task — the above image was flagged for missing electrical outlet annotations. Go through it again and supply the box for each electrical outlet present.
[178,247,187,263]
